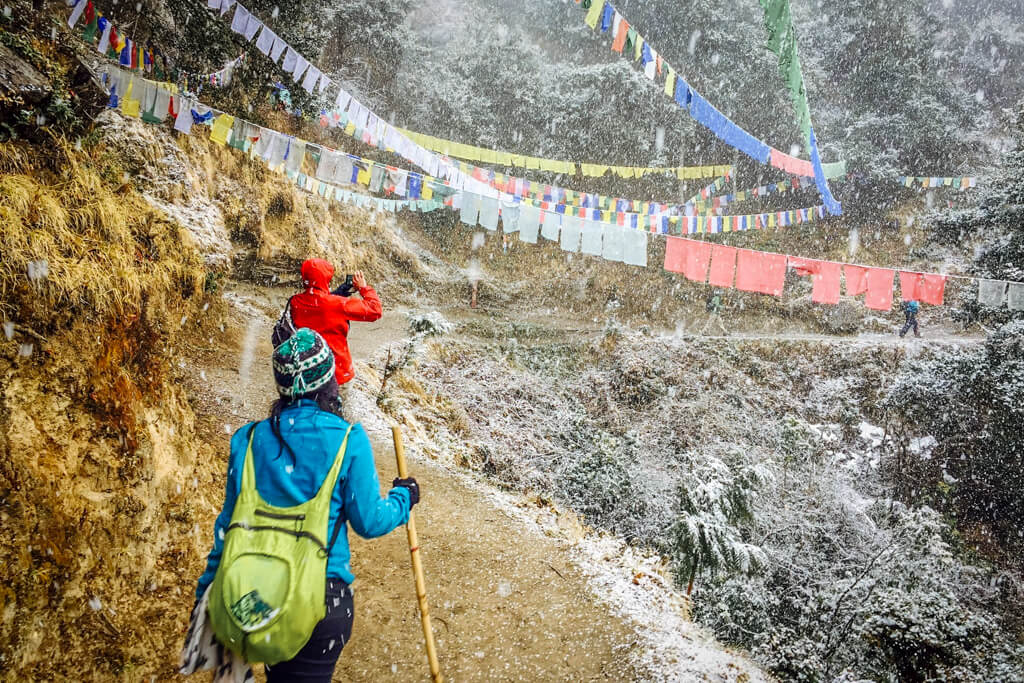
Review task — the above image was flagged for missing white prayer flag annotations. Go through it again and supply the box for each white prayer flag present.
[479,197,499,230]
[977,279,1007,308]
[540,211,560,242]
[500,200,520,233]
[243,15,262,42]
[219,0,235,16]
[255,26,276,55]
[518,204,540,244]
[334,88,351,112]
[622,228,648,267]
[230,3,250,35]
[281,47,299,73]
[173,97,194,134]
[1008,282,1024,310]
[207,0,221,8]
[269,35,287,62]
[97,22,112,54]
[292,56,309,83]
[318,73,331,94]
[560,215,582,252]
[301,65,320,93]
[580,220,603,255]
[68,0,86,28]
[644,48,657,80]
[602,224,626,262]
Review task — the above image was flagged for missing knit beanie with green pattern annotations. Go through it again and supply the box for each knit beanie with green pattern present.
[272,328,335,399]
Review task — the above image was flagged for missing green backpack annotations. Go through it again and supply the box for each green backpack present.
[208,424,352,664]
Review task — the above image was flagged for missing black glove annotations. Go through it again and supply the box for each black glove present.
[393,477,420,507]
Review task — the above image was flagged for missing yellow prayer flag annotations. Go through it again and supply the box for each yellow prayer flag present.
[344,121,356,136]
[664,66,676,97]
[526,156,541,170]
[584,0,604,29]
[943,177,953,186]
[768,213,776,228]
[422,183,433,200]
[122,98,140,118]
[210,113,234,145]
[635,36,644,61]
[356,167,371,186]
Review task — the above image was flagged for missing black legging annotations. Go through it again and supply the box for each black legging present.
[265,580,354,682]
[900,310,919,337]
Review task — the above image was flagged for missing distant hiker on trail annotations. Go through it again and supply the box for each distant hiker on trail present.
[182,328,418,682]
[700,289,729,336]
[899,299,921,338]
[274,258,383,417]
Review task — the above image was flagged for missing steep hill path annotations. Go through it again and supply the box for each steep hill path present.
[180,283,769,682]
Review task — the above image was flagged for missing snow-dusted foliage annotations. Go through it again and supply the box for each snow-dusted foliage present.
[882,319,1024,569]
[401,326,1024,681]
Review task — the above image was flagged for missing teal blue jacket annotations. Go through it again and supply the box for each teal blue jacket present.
[195,400,410,599]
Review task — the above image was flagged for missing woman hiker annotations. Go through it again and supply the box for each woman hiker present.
[187,328,419,682]
[289,259,383,417]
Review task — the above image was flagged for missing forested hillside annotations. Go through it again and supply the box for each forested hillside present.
[2,0,1023,681]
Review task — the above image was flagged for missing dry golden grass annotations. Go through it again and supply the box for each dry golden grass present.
[0,138,205,328]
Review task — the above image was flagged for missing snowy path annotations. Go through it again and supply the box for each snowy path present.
[195,285,770,682]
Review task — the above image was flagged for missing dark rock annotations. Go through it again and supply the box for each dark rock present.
[0,42,51,105]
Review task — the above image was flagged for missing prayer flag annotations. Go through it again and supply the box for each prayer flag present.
[584,0,603,29]
[864,268,895,311]
[612,17,629,52]
[708,245,737,288]
[917,274,947,306]
[600,3,614,32]
[68,0,87,28]
[898,271,922,301]
[210,113,234,145]
[844,265,868,296]
[623,229,648,267]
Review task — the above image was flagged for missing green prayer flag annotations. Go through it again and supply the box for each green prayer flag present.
[624,27,637,57]
[759,0,812,147]
[82,18,98,43]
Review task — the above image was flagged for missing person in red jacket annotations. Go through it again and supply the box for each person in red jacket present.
[290,259,382,414]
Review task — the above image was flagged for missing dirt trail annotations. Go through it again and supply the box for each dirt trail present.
[185,285,651,682]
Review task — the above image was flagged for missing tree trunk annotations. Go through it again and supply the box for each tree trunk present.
[686,553,699,596]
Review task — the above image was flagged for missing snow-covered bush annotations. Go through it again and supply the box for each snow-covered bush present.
[882,319,1024,568]
[408,310,453,336]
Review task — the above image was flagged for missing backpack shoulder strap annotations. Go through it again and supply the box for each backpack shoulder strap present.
[326,425,354,553]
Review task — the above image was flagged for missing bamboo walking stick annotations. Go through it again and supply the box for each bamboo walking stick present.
[392,425,443,683]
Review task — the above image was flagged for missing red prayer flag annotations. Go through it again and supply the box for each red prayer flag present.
[736,250,787,295]
[762,253,787,296]
[664,236,686,274]
[918,274,947,306]
[898,271,922,301]
[683,240,712,282]
[708,245,737,288]
[789,256,821,277]
[864,268,896,311]
[813,262,842,304]
[735,249,761,293]
[844,265,868,296]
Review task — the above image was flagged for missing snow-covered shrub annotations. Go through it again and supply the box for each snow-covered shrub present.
[665,453,768,589]
[561,431,649,540]
[882,319,1024,567]
[408,310,453,336]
